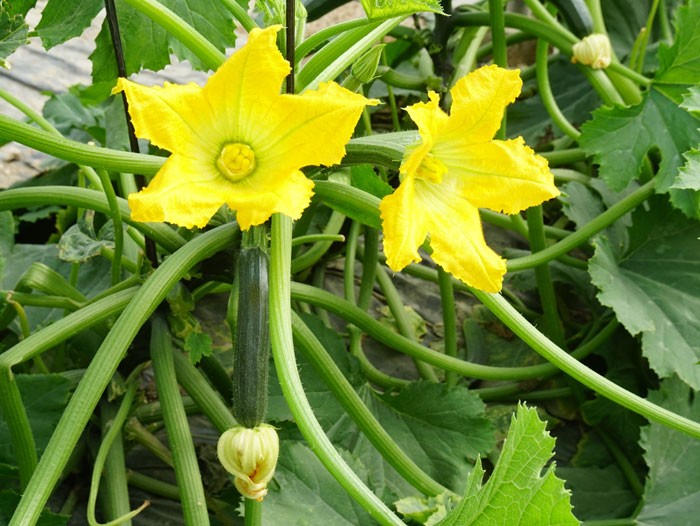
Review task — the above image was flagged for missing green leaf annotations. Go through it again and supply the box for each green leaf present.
[589,196,700,388]
[636,376,700,525]
[261,441,375,525]
[90,0,237,95]
[57,215,115,263]
[0,9,29,67]
[0,374,72,465]
[672,149,700,190]
[435,404,577,526]
[681,85,700,113]
[654,0,700,104]
[579,89,700,217]
[34,0,103,50]
[350,164,392,199]
[184,330,213,365]
[395,492,459,525]
[359,0,443,20]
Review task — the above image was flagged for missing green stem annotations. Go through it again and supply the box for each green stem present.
[124,418,174,467]
[0,115,163,176]
[375,265,438,382]
[291,282,616,381]
[526,205,565,346]
[437,267,458,387]
[269,214,404,526]
[535,43,580,140]
[0,186,186,253]
[96,169,124,285]
[290,209,345,273]
[292,312,448,497]
[508,180,654,272]
[150,315,210,526]
[244,498,262,526]
[292,234,345,246]
[121,0,224,70]
[172,350,237,432]
[218,0,258,32]
[296,18,373,63]
[10,223,238,526]
[596,429,644,498]
[349,327,410,389]
[473,290,700,440]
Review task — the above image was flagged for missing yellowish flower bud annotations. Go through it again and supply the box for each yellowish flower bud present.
[572,34,612,69]
[217,424,279,501]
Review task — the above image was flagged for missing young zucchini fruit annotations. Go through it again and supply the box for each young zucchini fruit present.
[231,246,270,428]
[550,0,594,38]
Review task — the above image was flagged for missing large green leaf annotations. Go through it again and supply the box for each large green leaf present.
[654,0,700,104]
[589,196,700,388]
[0,9,29,67]
[672,149,700,190]
[579,89,700,217]
[34,0,103,49]
[636,376,700,526]
[435,405,577,526]
[0,374,72,465]
[261,441,375,526]
[0,490,68,525]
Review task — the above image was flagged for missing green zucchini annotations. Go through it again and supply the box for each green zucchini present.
[231,246,270,428]
[549,0,594,38]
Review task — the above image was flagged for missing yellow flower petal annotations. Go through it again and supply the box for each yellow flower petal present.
[202,25,290,142]
[436,138,559,214]
[231,170,315,230]
[255,82,378,179]
[401,92,448,177]
[440,65,522,146]
[379,176,428,272]
[425,190,506,293]
[128,155,227,229]
[113,79,217,155]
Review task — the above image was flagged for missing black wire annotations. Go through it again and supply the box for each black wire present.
[286,0,295,94]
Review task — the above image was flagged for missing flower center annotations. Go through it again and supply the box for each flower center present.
[415,153,447,184]
[217,143,256,182]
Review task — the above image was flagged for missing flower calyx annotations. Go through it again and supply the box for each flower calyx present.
[217,424,279,501]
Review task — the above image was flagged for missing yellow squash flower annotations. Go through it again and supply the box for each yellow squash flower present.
[379,65,559,293]
[114,25,375,230]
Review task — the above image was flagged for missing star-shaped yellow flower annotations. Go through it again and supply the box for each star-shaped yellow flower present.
[114,25,376,230]
[379,65,559,293]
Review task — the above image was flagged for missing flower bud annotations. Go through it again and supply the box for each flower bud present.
[572,34,612,69]
[217,424,279,501]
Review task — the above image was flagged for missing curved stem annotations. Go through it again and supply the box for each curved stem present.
[218,0,258,33]
[508,180,654,272]
[473,290,700,440]
[535,43,581,140]
[269,214,404,526]
[291,282,615,381]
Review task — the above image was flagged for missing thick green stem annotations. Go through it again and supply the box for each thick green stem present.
[488,0,507,139]
[151,315,210,526]
[218,0,258,32]
[269,214,405,526]
[473,291,700,440]
[244,498,262,526]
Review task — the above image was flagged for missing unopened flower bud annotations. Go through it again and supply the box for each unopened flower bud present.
[217,424,279,501]
[351,45,385,84]
[572,34,612,69]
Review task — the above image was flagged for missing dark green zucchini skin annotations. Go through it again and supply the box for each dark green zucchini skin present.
[550,0,594,38]
[232,246,270,428]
